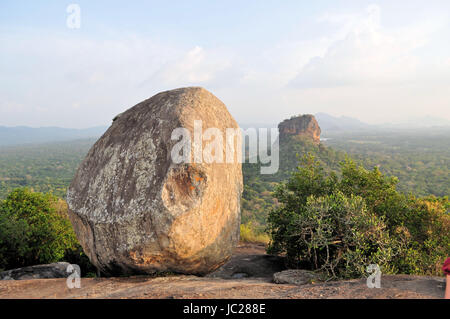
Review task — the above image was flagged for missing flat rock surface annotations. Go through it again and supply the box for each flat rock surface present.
[0,244,445,299]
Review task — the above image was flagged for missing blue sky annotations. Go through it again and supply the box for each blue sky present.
[1,1,450,128]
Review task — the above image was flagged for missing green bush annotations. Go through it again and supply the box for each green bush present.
[267,154,449,279]
[240,221,270,244]
[0,188,95,273]
[339,159,449,275]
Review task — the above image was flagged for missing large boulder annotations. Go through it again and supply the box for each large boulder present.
[67,87,243,276]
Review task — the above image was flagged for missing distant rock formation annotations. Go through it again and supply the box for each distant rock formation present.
[67,87,243,276]
[278,114,321,144]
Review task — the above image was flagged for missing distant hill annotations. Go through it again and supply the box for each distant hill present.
[240,115,371,134]
[315,113,371,132]
[315,113,450,133]
[379,115,450,128]
[0,126,107,146]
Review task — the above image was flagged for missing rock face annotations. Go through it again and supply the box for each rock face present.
[67,87,243,276]
[278,114,321,144]
[0,262,70,280]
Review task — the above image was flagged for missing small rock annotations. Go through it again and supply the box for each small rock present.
[273,269,320,285]
[208,254,285,279]
[231,272,249,279]
[0,262,70,280]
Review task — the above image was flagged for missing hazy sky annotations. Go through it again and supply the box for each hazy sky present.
[1,1,450,128]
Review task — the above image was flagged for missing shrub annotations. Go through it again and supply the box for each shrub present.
[395,196,449,275]
[338,160,449,276]
[0,188,95,274]
[240,221,270,244]
[267,154,449,279]
[269,190,401,278]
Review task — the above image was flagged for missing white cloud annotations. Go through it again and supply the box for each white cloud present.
[1,4,449,127]
[227,4,450,124]
[0,32,238,127]
[289,5,428,88]
[445,57,450,67]
[146,46,235,87]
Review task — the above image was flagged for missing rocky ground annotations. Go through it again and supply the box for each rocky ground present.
[0,243,446,299]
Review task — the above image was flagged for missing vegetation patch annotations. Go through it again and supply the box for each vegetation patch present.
[267,154,449,279]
